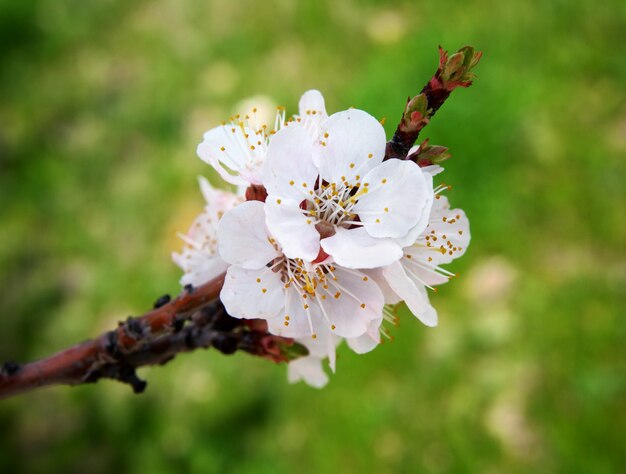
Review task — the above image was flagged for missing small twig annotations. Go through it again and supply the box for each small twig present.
[385,46,482,160]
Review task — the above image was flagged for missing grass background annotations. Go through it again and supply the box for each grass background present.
[0,0,624,472]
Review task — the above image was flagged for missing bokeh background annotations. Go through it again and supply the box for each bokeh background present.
[1,0,624,472]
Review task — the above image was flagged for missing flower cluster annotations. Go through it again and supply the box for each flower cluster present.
[174,90,470,387]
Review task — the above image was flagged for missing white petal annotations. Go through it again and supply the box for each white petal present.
[408,145,420,155]
[421,196,471,265]
[298,90,328,141]
[198,176,241,211]
[315,109,386,185]
[422,164,444,176]
[173,251,229,287]
[295,328,341,372]
[265,197,320,261]
[267,285,321,338]
[197,125,265,186]
[400,259,450,287]
[364,268,401,304]
[321,227,403,269]
[217,201,280,269]
[394,170,435,247]
[287,356,328,388]
[263,125,318,201]
[320,267,384,338]
[417,285,438,326]
[354,160,432,239]
[346,317,382,354]
[220,265,284,320]
[383,261,437,327]
[299,90,327,117]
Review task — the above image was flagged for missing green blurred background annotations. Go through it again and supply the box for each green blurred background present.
[1,0,624,472]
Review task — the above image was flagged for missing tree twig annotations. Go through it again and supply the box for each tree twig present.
[0,275,301,400]
[385,45,482,160]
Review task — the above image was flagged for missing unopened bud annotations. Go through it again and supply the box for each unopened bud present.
[408,139,451,166]
[402,93,429,131]
[278,341,309,361]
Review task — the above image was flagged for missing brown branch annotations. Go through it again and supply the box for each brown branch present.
[0,275,302,400]
[385,45,482,161]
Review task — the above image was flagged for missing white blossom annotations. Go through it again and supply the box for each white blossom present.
[217,201,385,340]
[382,191,470,326]
[196,106,285,187]
[182,89,473,388]
[172,177,241,287]
[263,98,434,268]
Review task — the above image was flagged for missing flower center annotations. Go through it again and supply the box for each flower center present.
[262,252,369,337]
[301,178,369,230]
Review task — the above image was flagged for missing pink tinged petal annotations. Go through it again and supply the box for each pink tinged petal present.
[315,109,386,184]
[265,197,320,261]
[346,317,382,354]
[197,125,265,186]
[287,357,328,388]
[217,201,280,269]
[383,261,437,327]
[263,126,318,201]
[354,160,432,239]
[321,227,403,269]
[220,265,284,320]
[321,267,384,338]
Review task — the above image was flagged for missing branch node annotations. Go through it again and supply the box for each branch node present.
[119,366,147,394]
[125,316,144,339]
[172,315,186,333]
[153,294,171,309]
[105,330,121,359]
[212,333,239,355]
[1,361,21,376]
